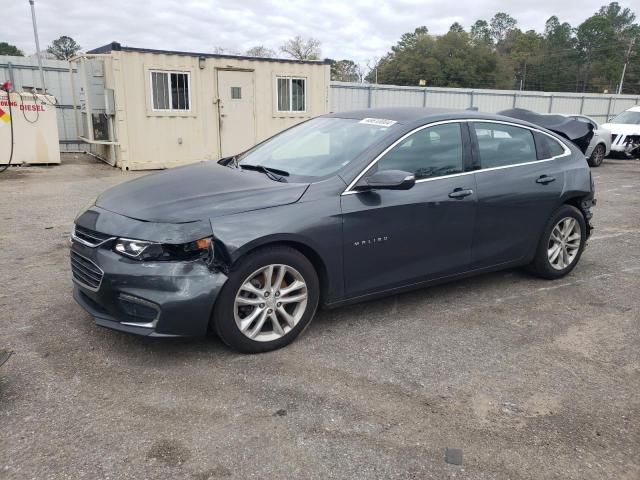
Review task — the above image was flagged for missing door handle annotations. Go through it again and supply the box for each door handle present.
[536,175,556,185]
[448,188,474,199]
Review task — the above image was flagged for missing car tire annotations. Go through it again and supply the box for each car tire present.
[212,246,320,353]
[588,143,606,167]
[529,204,587,280]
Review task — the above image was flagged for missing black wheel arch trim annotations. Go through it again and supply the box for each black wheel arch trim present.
[218,233,333,305]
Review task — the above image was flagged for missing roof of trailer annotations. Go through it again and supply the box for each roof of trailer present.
[87,42,331,65]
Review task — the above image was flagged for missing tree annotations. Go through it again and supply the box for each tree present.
[330,59,361,82]
[370,25,509,89]
[541,16,579,92]
[212,45,241,56]
[366,4,640,95]
[364,57,381,83]
[0,42,24,56]
[470,20,492,45]
[46,36,81,60]
[280,36,321,60]
[490,12,517,45]
[503,29,544,89]
[245,45,276,58]
[393,26,429,53]
[576,3,639,92]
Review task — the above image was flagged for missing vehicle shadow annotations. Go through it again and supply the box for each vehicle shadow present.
[95,266,539,360]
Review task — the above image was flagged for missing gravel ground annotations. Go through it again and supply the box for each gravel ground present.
[1,154,639,479]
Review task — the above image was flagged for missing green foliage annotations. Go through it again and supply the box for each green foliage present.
[330,59,362,82]
[490,12,518,46]
[0,42,24,56]
[47,36,81,60]
[470,20,492,45]
[370,2,640,94]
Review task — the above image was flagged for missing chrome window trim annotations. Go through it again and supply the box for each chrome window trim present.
[341,118,572,195]
[70,250,104,293]
[71,225,116,248]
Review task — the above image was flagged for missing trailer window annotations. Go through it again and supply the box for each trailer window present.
[276,77,306,112]
[151,71,190,111]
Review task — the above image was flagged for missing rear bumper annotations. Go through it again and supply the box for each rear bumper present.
[71,243,228,337]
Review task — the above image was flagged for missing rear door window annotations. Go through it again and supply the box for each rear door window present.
[533,132,566,159]
[472,123,537,168]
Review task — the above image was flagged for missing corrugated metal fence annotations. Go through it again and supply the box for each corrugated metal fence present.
[330,81,640,124]
[0,55,81,151]
[3,55,640,154]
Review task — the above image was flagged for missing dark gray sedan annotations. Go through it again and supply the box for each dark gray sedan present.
[71,108,595,353]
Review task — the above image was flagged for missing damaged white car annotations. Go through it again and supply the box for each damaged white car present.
[602,106,640,158]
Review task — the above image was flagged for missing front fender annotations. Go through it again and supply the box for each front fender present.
[210,197,344,302]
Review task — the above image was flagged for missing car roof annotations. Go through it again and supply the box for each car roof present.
[326,107,538,127]
[625,105,640,112]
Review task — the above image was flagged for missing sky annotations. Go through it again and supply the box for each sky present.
[3,0,628,64]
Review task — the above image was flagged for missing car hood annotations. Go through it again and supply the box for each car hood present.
[95,161,310,223]
[601,123,640,135]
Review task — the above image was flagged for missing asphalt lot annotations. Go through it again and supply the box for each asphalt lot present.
[1,154,639,479]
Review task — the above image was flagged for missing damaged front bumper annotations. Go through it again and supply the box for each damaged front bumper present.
[610,134,640,157]
[70,207,228,337]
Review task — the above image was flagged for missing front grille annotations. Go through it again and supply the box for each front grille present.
[70,251,104,291]
[73,225,113,247]
[612,134,627,147]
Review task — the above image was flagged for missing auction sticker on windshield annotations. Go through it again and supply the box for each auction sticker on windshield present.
[359,118,397,127]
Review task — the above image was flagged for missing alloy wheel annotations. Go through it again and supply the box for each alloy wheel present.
[547,217,582,270]
[234,264,308,342]
[591,144,605,165]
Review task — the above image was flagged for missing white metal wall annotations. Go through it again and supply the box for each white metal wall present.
[0,55,82,151]
[330,82,640,123]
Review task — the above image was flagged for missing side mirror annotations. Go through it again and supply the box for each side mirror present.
[357,170,415,191]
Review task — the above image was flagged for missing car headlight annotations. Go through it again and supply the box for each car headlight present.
[114,237,213,262]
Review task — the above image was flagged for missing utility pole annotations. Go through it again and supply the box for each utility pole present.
[611,38,635,118]
[617,38,635,95]
[28,0,46,93]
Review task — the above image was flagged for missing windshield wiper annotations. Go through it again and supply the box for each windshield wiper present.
[240,164,289,182]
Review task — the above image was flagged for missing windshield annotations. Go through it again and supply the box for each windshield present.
[237,117,398,178]
[610,110,640,125]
